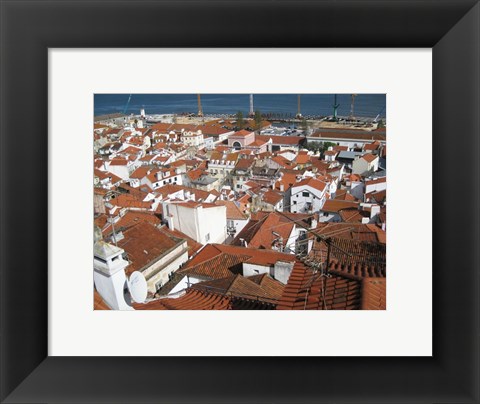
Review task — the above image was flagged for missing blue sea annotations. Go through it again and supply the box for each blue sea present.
[94,94,386,119]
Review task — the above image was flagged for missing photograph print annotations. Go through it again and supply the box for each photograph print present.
[93,94,386,310]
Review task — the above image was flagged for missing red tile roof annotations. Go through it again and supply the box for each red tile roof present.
[215,200,248,220]
[361,278,386,310]
[231,129,253,138]
[262,190,283,206]
[321,199,360,213]
[133,288,277,310]
[292,177,327,193]
[178,251,249,280]
[192,273,284,304]
[361,153,378,163]
[276,262,362,310]
[328,259,386,280]
[158,226,203,256]
[94,289,111,310]
[134,289,232,310]
[118,222,185,276]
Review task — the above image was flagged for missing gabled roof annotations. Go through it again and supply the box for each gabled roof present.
[262,190,283,206]
[130,166,151,180]
[178,251,249,280]
[215,200,248,220]
[320,199,360,213]
[234,157,255,171]
[231,129,253,138]
[101,211,161,236]
[232,211,295,250]
[183,243,295,274]
[361,153,378,163]
[292,177,327,193]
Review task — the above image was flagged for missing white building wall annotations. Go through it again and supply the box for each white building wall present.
[365,179,387,194]
[242,262,271,277]
[290,185,326,213]
[166,203,227,245]
[141,242,189,293]
[197,205,227,244]
[168,275,203,296]
[107,165,130,181]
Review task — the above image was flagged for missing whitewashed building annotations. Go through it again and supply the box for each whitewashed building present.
[164,201,227,244]
[289,177,328,214]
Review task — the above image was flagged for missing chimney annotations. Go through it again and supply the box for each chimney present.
[280,183,285,192]
[166,214,175,231]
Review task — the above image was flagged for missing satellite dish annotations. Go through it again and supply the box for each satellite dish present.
[127,271,148,303]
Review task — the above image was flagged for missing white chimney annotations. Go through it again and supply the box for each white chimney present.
[166,214,175,231]
[93,241,132,310]
[280,183,285,192]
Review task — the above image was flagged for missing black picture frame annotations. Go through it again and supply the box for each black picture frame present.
[1,0,479,403]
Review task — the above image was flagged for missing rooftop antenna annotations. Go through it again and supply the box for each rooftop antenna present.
[249,94,254,117]
[333,94,340,120]
[296,94,302,118]
[197,94,203,117]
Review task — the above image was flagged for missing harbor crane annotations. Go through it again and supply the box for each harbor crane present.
[197,94,203,117]
[332,94,340,120]
[349,93,357,119]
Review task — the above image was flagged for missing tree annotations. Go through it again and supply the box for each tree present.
[254,110,262,131]
[321,141,337,153]
[236,111,245,130]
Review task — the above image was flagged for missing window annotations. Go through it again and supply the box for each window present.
[293,201,297,205]
[302,191,309,197]
[205,233,210,242]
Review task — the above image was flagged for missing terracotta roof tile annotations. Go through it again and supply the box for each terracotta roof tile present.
[361,278,386,310]
[118,222,185,276]
[193,274,284,304]
[215,200,248,220]
[361,153,378,163]
[277,262,362,310]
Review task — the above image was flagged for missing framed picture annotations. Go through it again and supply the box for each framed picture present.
[1,1,479,403]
